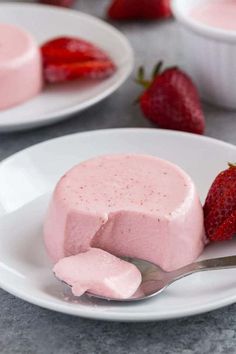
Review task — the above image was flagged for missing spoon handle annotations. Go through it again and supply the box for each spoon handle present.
[170,255,236,282]
[195,255,236,270]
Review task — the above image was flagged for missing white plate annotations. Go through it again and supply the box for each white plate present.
[0,128,236,322]
[0,3,133,132]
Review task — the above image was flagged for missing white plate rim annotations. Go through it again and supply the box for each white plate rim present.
[0,128,236,322]
[0,3,134,132]
[1,277,236,322]
[1,127,236,167]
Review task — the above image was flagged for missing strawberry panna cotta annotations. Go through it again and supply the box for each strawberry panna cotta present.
[45,154,236,300]
[45,153,206,299]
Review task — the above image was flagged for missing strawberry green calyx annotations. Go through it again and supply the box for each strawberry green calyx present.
[136,61,205,135]
[136,61,164,89]
[152,61,163,79]
[228,163,236,168]
[136,66,150,89]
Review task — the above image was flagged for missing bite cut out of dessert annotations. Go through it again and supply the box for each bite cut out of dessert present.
[54,248,142,300]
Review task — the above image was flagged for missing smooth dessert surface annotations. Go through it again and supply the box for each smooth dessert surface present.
[0,23,42,110]
[54,248,142,299]
[55,154,192,214]
[44,154,205,272]
[0,23,34,64]
[190,0,236,31]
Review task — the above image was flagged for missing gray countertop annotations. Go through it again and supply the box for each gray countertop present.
[1,1,236,353]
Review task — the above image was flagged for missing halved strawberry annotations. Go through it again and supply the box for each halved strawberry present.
[204,163,236,242]
[41,37,111,65]
[44,60,116,83]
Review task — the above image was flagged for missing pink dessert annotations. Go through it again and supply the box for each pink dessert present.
[190,0,236,31]
[54,248,142,299]
[0,23,42,110]
[44,154,205,273]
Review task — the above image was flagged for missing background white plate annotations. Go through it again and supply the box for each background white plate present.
[0,128,236,322]
[0,3,133,132]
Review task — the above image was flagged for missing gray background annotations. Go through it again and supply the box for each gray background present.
[1,1,236,353]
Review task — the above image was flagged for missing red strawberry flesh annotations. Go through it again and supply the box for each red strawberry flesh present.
[204,164,236,241]
[41,37,111,65]
[44,60,116,83]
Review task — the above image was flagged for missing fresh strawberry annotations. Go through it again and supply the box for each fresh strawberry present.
[44,60,116,83]
[137,62,205,134]
[204,163,236,242]
[108,0,172,20]
[38,0,75,7]
[41,37,111,65]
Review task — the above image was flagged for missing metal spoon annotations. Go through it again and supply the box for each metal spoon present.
[84,255,236,302]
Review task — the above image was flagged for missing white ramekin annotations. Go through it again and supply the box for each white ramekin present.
[172,0,236,110]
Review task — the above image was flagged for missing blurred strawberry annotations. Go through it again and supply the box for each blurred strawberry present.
[38,0,75,7]
[137,62,205,134]
[108,0,172,20]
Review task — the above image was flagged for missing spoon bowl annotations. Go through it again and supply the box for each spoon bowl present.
[85,255,236,302]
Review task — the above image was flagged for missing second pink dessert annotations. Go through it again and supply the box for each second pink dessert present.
[190,0,236,31]
[44,154,205,272]
[0,23,42,110]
